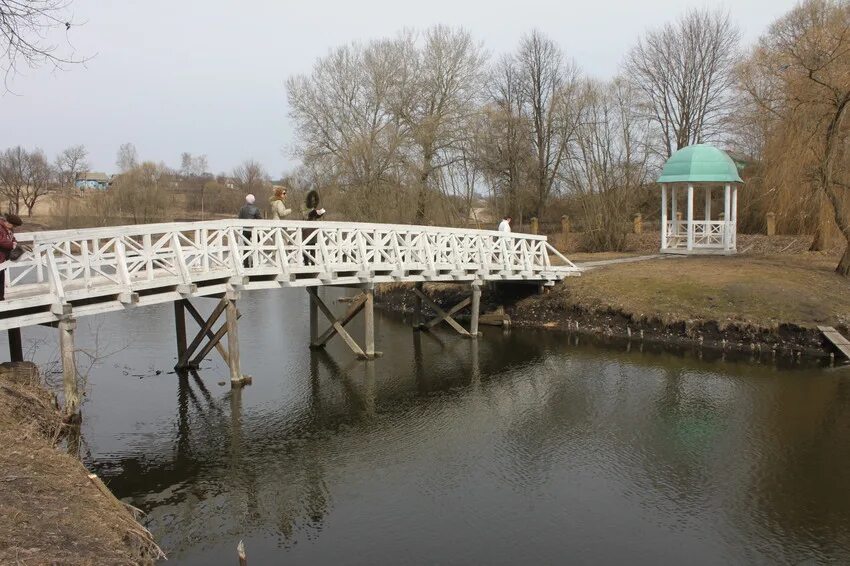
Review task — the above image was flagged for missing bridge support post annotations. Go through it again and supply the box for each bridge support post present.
[59,318,80,420]
[7,328,23,362]
[470,282,481,337]
[173,297,247,387]
[174,301,187,364]
[364,286,375,358]
[309,288,319,346]
[413,282,423,330]
[225,293,246,387]
[412,282,482,338]
[307,286,381,360]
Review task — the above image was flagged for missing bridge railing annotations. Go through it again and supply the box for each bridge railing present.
[2,220,579,305]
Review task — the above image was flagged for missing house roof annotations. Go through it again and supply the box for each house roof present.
[76,172,110,182]
[657,144,743,185]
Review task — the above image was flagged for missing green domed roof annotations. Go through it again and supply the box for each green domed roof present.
[657,144,743,184]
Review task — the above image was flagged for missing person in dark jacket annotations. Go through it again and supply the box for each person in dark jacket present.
[238,194,262,268]
[0,213,22,301]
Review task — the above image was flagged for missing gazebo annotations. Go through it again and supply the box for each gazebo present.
[657,144,743,255]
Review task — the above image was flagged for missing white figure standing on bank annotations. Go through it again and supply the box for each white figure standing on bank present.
[498,215,512,233]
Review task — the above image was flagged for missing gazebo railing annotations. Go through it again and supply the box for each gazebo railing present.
[666,220,730,249]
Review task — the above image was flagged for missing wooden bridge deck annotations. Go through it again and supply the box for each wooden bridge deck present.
[0,219,580,331]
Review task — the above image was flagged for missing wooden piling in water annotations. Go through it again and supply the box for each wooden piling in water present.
[59,318,79,418]
[414,282,423,330]
[470,282,481,337]
[174,301,187,362]
[225,293,244,386]
[309,288,319,346]
[7,328,23,362]
[364,286,375,358]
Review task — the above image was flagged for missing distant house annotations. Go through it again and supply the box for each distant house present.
[75,172,112,190]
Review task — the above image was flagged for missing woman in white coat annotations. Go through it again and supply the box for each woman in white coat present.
[270,186,292,220]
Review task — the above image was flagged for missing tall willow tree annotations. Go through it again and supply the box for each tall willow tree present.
[739,0,850,272]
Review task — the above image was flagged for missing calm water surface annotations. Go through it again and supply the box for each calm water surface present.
[8,288,850,564]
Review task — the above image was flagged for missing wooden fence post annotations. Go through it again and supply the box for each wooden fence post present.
[633,213,643,235]
[530,217,539,235]
[561,215,570,238]
[766,212,776,236]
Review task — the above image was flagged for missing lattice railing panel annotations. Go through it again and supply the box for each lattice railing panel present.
[1,220,578,303]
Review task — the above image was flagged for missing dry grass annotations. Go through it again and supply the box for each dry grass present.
[552,254,850,329]
[0,363,164,565]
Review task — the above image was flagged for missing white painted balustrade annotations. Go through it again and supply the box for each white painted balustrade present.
[0,220,579,330]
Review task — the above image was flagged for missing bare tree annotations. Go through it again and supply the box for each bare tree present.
[514,30,582,218]
[0,146,28,213]
[116,142,138,172]
[626,8,741,158]
[436,144,481,225]
[739,0,850,272]
[478,56,533,221]
[21,148,53,216]
[55,144,88,188]
[232,159,268,194]
[287,40,408,220]
[110,162,171,224]
[54,144,88,227]
[0,0,87,88]
[392,26,487,222]
[565,79,651,251]
[180,152,208,178]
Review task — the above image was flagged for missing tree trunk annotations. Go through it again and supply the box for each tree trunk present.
[837,244,850,277]
[809,192,831,251]
[415,152,432,224]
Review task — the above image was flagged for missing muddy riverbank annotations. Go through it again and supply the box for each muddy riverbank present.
[376,268,844,362]
[0,362,163,565]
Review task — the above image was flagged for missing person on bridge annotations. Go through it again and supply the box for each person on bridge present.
[238,194,262,268]
[498,216,512,233]
[270,186,292,220]
[302,189,325,221]
[0,213,22,301]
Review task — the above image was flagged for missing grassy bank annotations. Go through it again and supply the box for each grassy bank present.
[378,251,850,359]
[0,362,163,565]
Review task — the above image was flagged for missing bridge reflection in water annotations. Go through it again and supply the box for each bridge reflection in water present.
[84,318,850,565]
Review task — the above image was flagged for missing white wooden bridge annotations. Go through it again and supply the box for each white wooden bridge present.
[0,219,579,414]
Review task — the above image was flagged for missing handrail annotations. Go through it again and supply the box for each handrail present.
[0,220,579,329]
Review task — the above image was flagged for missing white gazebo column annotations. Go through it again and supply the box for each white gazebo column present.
[686,184,694,251]
[661,184,668,250]
[671,186,678,236]
[732,185,738,250]
[724,184,731,251]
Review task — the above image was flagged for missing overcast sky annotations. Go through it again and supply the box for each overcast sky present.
[0,0,798,176]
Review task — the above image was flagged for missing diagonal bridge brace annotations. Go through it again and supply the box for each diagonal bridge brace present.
[413,281,481,338]
[174,297,242,371]
[308,287,382,360]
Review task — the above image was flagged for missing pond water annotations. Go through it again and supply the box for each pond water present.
[7,288,850,564]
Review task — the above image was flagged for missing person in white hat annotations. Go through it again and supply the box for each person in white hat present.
[238,194,262,267]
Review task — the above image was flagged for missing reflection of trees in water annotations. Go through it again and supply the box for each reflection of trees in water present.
[86,321,850,562]
[742,377,850,561]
